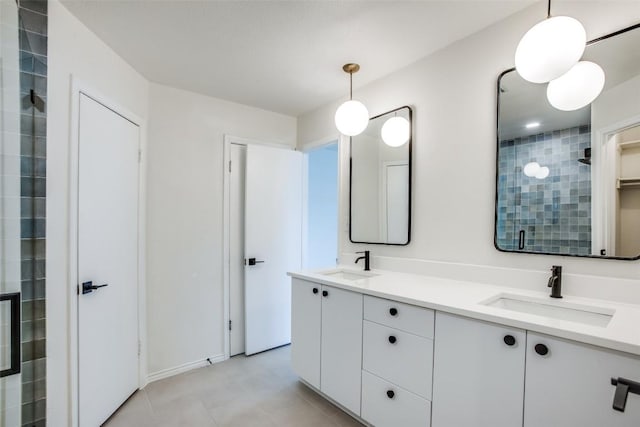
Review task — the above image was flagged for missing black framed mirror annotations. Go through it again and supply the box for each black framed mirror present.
[495,23,640,260]
[350,106,412,245]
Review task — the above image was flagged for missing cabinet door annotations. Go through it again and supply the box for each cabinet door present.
[525,333,640,427]
[291,279,321,389]
[321,285,363,415]
[432,312,526,427]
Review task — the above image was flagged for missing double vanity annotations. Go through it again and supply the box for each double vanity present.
[288,267,640,427]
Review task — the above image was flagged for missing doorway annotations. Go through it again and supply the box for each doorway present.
[304,142,339,269]
[225,138,303,357]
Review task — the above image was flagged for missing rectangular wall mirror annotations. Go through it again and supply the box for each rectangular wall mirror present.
[350,106,412,245]
[496,24,640,259]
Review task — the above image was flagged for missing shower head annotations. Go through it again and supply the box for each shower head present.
[578,147,591,165]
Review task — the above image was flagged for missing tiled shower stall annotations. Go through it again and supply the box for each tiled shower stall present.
[497,125,592,255]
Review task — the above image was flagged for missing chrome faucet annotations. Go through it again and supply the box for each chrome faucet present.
[548,265,563,298]
[355,251,370,271]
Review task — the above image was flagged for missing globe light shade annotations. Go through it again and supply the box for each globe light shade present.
[515,16,586,83]
[335,100,369,136]
[381,117,410,147]
[547,61,606,111]
[535,166,550,179]
[523,162,541,177]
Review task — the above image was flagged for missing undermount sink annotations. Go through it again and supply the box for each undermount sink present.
[320,268,379,281]
[482,293,615,327]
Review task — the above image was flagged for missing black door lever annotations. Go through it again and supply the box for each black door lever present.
[82,281,109,295]
[247,258,265,266]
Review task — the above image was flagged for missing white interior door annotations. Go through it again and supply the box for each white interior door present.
[244,144,302,355]
[384,162,409,243]
[77,94,139,426]
[229,144,246,356]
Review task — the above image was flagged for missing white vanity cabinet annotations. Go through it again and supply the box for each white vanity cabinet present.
[291,278,322,389]
[290,278,363,416]
[432,312,526,427]
[361,296,434,427]
[524,333,640,427]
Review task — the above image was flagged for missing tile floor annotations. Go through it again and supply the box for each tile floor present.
[104,345,364,427]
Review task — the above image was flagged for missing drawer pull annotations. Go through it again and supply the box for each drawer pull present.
[503,335,516,346]
[322,290,328,297]
[534,343,549,356]
[389,307,398,316]
[611,377,640,412]
[312,288,318,294]
[386,390,395,399]
[388,335,397,344]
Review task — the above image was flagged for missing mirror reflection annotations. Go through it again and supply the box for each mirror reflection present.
[496,24,640,259]
[350,106,412,245]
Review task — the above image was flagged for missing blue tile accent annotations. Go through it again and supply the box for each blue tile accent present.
[497,125,591,255]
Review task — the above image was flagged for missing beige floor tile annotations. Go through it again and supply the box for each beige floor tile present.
[151,396,217,427]
[108,345,365,427]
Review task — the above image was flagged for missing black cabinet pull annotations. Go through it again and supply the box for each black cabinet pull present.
[503,335,516,346]
[389,307,398,316]
[312,288,318,294]
[534,343,549,356]
[386,390,395,399]
[388,335,397,344]
[322,290,328,297]
[611,377,640,412]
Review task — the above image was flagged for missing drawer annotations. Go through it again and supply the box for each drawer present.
[361,370,431,427]
[363,320,433,399]
[364,295,434,338]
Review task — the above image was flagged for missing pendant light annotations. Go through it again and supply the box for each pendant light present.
[381,116,410,147]
[335,63,369,136]
[547,61,605,111]
[515,0,586,83]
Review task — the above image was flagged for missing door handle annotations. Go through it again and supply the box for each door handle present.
[0,292,20,377]
[246,258,265,266]
[82,281,109,295]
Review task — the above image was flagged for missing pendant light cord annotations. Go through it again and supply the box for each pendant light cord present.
[547,0,551,18]
[349,72,353,100]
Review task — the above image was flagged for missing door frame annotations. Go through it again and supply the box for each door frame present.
[222,135,297,359]
[593,113,640,257]
[68,77,147,427]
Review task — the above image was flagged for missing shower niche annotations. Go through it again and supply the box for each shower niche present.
[495,23,640,259]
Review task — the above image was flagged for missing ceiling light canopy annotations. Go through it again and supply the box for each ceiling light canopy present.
[546,61,605,111]
[381,116,410,147]
[335,63,369,137]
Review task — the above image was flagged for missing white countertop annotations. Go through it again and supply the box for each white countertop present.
[288,267,640,356]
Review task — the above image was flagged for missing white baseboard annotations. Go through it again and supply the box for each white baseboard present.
[146,354,226,384]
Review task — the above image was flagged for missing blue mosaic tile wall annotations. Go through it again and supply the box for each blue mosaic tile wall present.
[18,0,47,426]
[497,125,592,255]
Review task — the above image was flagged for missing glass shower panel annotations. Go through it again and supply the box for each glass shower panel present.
[1,0,23,426]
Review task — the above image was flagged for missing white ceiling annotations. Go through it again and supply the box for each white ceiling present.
[60,0,534,116]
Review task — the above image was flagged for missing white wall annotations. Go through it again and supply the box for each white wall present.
[298,2,640,297]
[47,1,150,424]
[146,83,296,376]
